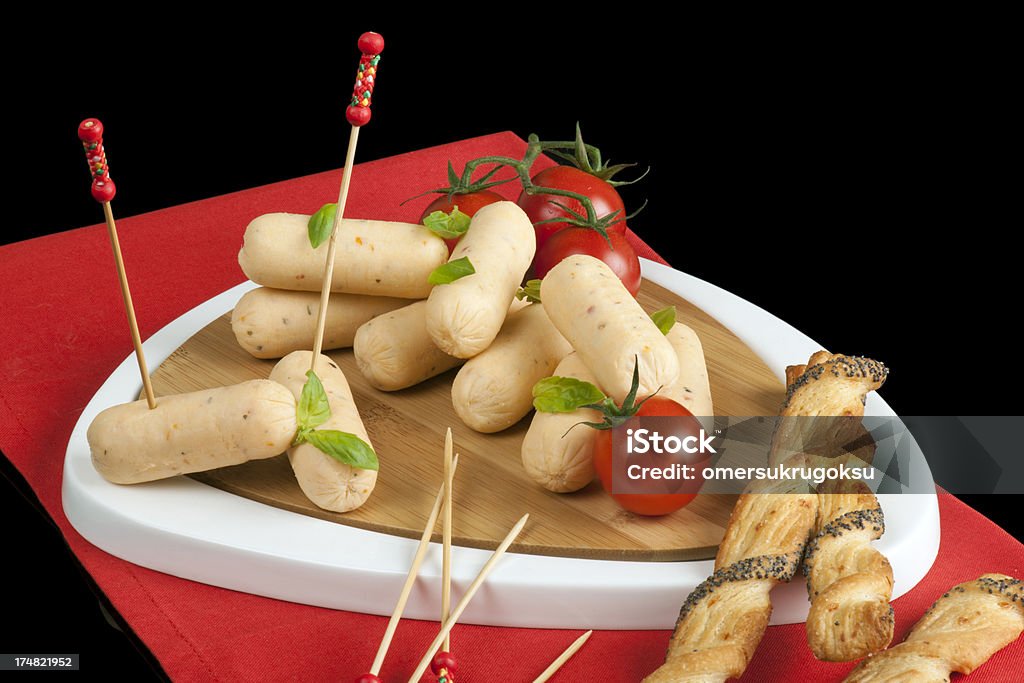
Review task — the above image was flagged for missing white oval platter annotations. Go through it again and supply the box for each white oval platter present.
[62,259,940,629]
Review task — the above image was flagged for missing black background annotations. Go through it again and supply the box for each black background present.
[3,21,1018,679]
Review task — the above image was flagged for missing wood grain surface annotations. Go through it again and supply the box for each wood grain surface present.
[150,280,785,561]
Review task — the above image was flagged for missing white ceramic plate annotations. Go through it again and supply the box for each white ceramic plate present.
[62,260,940,629]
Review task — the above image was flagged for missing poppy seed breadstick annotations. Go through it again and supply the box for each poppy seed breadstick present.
[845,574,1024,682]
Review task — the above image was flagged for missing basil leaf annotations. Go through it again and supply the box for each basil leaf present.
[297,370,331,431]
[650,305,676,335]
[532,376,606,413]
[516,279,542,304]
[428,257,475,285]
[423,206,472,239]
[304,429,379,471]
[308,203,338,248]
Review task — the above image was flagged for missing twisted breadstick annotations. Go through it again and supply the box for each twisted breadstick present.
[774,352,894,661]
[845,574,1024,681]
[643,489,818,682]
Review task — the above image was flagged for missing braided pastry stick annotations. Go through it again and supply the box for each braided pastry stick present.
[771,352,895,661]
[643,488,818,682]
[845,574,1024,681]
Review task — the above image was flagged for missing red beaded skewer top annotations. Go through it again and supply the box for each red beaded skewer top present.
[346,31,384,127]
[78,118,116,203]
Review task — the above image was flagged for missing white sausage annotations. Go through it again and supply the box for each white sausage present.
[88,380,297,485]
[662,321,714,429]
[353,301,464,391]
[540,255,679,402]
[520,322,714,494]
[452,303,572,433]
[238,212,448,299]
[425,201,535,358]
[520,353,602,493]
[231,287,412,359]
[269,351,377,513]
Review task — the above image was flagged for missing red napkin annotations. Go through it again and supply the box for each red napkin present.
[0,132,1020,681]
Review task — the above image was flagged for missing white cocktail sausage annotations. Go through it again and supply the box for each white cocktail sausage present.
[88,380,297,485]
[425,201,535,358]
[540,255,679,402]
[232,287,411,359]
[663,321,714,428]
[353,301,464,391]
[520,353,602,493]
[238,212,447,299]
[520,321,714,494]
[452,303,572,433]
[269,351,377,512]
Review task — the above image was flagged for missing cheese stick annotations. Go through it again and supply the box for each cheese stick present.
[521,353,603,493]
[425,201,535,358]
[88,380,297,484]
[353,301,464,391]
[231,287,412,359]
[238,212,447,299]
[269,351,377,512]
[541,255,679,402]
[452,303,572,433]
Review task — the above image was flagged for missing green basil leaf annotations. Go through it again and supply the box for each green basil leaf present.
[516,279,542,304]
[297,370,331,431]
[423,206,472,239]
[650,305,676,335]
[308,203,338,249]
[532,376,606,413]
[428,257,475,285]
[304,429,379,471]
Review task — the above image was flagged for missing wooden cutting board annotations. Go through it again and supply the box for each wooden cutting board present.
[150,280,785,561]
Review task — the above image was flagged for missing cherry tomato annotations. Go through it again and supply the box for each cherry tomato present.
[420,190,504,254]
[517,166,628,253]
[534,228,642,296]
[593,397,707,516]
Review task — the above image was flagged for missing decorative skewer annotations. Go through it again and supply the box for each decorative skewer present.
[532,631,593,683]
[408,514,530,683]
[78,118,157,409]
[432,429,456,681]
[310,31,384,372]
[356,454,460,683]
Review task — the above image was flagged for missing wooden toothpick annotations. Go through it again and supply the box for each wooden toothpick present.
[408,513,530,683]
[442,428,454,653]
[310,31,384,372]
[365,454,459,678]
[79,118,156,409]
[532,630,593,683]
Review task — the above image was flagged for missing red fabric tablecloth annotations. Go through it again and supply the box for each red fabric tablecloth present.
[1,132,1022,682]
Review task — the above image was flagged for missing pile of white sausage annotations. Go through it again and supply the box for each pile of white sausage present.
[88,200,714,516]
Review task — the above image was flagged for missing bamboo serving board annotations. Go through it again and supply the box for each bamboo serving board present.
[149,280,785,561]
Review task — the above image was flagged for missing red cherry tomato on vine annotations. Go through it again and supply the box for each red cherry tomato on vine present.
[517,166,628,253]
[534,228,642,296]
[420,190,504,254]
[593,397,707,516]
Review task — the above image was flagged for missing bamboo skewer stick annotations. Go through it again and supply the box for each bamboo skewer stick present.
[310,124,359,369]
[442,428,454,653]
[408,513,530,683]
[309,31,383,373]
[367,454,459,677]
[532,630,593,683]
[79,118,156,409]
